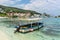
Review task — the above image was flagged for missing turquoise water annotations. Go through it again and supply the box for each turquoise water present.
[0,18,60,40]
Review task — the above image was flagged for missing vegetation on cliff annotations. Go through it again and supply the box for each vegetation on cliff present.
[0,5,51,18]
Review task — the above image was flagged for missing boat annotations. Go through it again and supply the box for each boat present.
[14,18,44,33]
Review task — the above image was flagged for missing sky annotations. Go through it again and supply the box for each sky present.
[0,0,60,16]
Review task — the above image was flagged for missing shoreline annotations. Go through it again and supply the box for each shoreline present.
[0,30,9,40]
[0,17,8,18]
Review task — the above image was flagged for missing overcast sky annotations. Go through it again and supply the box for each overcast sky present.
[0,0,60,16]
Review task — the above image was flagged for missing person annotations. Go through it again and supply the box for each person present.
[14,25,20,33]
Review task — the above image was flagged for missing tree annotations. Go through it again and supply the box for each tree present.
[43,13,50,17]
[58,15,60,17]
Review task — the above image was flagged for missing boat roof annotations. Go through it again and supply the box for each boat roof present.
[19,22,43,26]
[19,18,42,21]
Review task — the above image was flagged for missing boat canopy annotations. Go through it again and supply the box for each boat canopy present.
[19,18,42,25]
[19,18,42,21]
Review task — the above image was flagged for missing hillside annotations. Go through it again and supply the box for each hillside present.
[0,5,51,17]
[0,5,41,15]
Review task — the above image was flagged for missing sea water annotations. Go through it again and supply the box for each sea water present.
[0,18,60,40]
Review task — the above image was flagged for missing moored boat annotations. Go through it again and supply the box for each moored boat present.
[14,18,44,33]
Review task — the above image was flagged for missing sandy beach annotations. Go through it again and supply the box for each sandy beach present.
[0,17,8,18]
[0,30,9,40]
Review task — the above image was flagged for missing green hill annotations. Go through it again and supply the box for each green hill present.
[0,5,41,15]
[0,5,51,17]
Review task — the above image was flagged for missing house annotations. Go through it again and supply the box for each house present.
[34,14,40,18]
[6,12,31,18]
[6,12,14,17]
[25,12,31,18]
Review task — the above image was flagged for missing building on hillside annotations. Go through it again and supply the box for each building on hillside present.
[24,12,31,18]
[6,12,14,17]
[33,14,40,18]
[19,13,26,18]
[6,12,31,18]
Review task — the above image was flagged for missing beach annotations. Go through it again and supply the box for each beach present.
[0,17,8,18]
[0,30,9,40]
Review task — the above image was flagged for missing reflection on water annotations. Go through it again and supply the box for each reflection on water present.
[0,18,60,40]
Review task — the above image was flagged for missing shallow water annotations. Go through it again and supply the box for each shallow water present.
[0,18,60,40]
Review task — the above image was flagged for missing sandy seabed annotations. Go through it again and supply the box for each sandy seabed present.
[0,30,9,40]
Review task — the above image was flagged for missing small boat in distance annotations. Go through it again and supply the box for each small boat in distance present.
[14,18,43,33]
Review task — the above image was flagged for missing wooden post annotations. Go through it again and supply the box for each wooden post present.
[31,22,32,28]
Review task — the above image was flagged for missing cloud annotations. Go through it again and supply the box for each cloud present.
[23,0,47,10]
[13,4,25,8]
[0,0,8,3]
[0,0,60,15]
[20,0,60,15]
[21,0,48,13]
[0,0,21,6]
